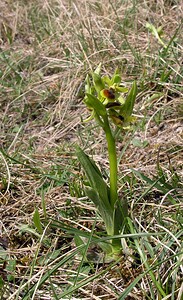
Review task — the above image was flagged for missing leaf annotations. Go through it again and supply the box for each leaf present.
[87,158,103,179]
[33,208,43,234]
[38,249,61,265]
[120,81,137,118]
[118,274,144,299]
[77,148,109,206]
[22,245,86,299]
[113,199,128,235]
[85,93,106,116]
[85,187,113,236]
[98,241,114,256]
[77,148,115,235]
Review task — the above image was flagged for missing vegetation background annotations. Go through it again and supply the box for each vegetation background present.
[0,0,182,299]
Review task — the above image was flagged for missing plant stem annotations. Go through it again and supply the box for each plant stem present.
[103,116,118,209]
[103,116,123,253]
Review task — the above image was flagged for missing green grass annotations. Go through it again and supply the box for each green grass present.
[0,0,182,299]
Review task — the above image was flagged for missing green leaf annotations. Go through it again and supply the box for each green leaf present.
[98,241,114,256]
[38,249,61,265]
[33,208,43,234]
[120,81,137,118]
[83,153,103,179]
[85,93,106,116]
[113,199,128,235]
[77,148,116,235]
[118,274,144,299]
[77,148,109,204]
[22,245,86,299]
[6,259,16,281]
[85,186,113,236]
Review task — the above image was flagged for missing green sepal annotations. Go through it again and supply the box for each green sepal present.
[115,86,128,93]
[102,75,111,86]
[117,95,125,105]
[85,93,106,116]
[110,69,121,85]
[112,74,121,84]
[92,72,105,93]
[103,69,121,87]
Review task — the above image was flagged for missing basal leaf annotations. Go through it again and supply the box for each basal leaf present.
[113,199,128,235]
[77,148,109,205]
[85,187,114,236]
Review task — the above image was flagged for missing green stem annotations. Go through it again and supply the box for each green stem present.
[103,116,118,209]
[103,116,122,253]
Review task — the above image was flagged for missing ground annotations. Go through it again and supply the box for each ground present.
[0,1,182,299]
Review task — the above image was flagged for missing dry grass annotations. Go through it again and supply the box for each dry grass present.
[0,0,182,299]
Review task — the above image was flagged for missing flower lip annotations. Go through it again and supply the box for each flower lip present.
[102,88,115,100]
[105,102,121,108]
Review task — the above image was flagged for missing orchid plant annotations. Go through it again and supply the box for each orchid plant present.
[77,65,137,258]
